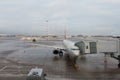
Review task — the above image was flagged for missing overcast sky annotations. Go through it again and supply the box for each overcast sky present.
[0,0,120,35]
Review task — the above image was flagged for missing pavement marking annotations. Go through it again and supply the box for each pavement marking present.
[0,66,7,72]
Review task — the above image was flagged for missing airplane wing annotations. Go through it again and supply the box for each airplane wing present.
[31,43,65,50]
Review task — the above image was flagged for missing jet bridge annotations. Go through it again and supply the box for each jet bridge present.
[75,41,97,54]
[75,39,118,54]
[75,38,120,68]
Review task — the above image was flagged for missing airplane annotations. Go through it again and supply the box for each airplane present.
[31,34,98,68]
[53,39,80,66]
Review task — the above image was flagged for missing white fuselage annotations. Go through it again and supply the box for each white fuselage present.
[63,40,80,57]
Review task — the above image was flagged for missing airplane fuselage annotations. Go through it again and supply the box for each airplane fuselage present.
[63,40,80,59]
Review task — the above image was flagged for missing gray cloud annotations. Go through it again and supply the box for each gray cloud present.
[0,0,120,35]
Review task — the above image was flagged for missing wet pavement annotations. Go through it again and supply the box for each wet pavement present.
[0,37,120,80]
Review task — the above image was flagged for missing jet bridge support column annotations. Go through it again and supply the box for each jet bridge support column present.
[103,52,110,64]
[104,53,107,63]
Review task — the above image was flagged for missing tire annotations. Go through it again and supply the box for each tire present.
[118,63,120,68]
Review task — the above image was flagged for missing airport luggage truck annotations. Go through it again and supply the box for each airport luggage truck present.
[26,67,47,80]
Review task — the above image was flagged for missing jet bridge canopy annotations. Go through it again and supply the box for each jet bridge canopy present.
[75,41,97,54]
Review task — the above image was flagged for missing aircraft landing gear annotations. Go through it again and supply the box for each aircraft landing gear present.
[73,57,79,69]
[74,64,79,69]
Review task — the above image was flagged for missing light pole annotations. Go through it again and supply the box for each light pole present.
[118,38,120,55]
[64,26,67,39]
[46,20,48,40]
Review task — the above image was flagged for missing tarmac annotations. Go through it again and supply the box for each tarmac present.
[0,37,120,80]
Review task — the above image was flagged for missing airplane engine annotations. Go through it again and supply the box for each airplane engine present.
[53,49,63,57]
[53,50,59,55]
[59,51,63,57]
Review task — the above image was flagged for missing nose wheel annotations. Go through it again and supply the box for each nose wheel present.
[73,57,79,69]
[74,64,79,69]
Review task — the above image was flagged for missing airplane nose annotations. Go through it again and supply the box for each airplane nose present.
[74,51,80,56]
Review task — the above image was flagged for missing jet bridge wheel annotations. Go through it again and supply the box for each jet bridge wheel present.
[59,51,63,57]
[118,55,120,68]
[118,63,120,68]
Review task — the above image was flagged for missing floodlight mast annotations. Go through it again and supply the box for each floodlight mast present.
[46,20,48,40]
[64,26,67,40]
